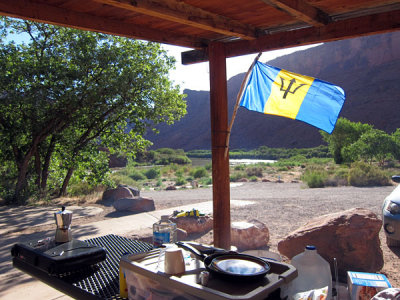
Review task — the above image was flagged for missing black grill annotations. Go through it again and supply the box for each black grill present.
[58,234,153,299]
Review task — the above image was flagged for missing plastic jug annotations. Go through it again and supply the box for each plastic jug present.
[281,245,332,300]
[152,215,177,247]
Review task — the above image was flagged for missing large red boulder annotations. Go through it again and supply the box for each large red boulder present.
[170,216,213,235]
[231,219,270,251]
[278,208,383,280]
[113,197,155,212]
[102,186,133,203]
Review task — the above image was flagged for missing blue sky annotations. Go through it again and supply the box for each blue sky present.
[163,44,322,91]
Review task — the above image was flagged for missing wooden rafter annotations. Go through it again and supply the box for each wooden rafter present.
[0,0,206,48]
[182,9,400,64]
[92,0,259,40]
[261,0,331,26]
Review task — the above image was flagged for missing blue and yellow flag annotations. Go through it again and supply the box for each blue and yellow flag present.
[240,61,345,133]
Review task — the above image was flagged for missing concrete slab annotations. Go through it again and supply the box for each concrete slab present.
[0,206,104,235]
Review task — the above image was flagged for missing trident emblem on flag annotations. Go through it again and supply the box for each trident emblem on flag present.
[279,77,307,99]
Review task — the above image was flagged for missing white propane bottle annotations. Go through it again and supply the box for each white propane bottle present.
[281,245,332,300]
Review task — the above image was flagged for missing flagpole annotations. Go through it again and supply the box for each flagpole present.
[224,52,262,157]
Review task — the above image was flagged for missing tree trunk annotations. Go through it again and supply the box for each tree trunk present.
[60,167,74,196]
[34,149,41,191]
[14,156,32,203]
[41,136,56,192]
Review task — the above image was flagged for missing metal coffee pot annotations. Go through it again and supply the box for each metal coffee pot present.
[54,206,73,243]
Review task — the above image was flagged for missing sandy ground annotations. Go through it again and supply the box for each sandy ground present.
[3,182,400,290]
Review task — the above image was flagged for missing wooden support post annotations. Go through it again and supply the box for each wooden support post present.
[208,42,231,250]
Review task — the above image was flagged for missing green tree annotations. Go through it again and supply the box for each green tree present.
[321,117,373,164]
[392,129,400,161]
[342,129,397,165]
[0,18,186,203]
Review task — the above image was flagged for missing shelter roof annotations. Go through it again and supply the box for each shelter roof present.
[0,0,398,64]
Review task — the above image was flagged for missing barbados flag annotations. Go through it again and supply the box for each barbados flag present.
[240,61,345,134]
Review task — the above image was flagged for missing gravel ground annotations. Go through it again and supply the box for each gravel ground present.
[140,182,400,287]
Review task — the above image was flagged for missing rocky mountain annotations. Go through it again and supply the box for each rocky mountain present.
[146,32,400,150]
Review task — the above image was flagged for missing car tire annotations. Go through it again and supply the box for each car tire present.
[386,237,400,247]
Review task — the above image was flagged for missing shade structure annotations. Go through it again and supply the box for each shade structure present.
[0,0,399,249]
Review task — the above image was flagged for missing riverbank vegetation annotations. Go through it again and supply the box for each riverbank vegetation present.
[1,139,399,204]
[107,141,400,193]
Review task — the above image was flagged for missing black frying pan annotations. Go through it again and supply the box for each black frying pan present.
[175,242,270,281]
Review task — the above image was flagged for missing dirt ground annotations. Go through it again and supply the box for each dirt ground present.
[140,182,400,287]
[9,181,400,288]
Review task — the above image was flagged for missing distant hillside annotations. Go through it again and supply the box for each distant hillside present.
[146,32,400,150]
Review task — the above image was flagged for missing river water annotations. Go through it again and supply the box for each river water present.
[190,157,276,166]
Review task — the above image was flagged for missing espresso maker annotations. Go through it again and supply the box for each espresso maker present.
[54,206,73,243]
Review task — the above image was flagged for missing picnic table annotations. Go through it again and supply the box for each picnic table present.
[12,234,153,300]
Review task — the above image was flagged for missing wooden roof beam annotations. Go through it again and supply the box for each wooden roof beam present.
[182,9,400,64]
[92,0,260,40]
[261,0,331,26]
[0,0,206,49]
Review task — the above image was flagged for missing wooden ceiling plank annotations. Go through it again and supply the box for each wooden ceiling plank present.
[0,0,205,49]
[182,9,400,64]
[261,0,330,26]
[92,0,259,40]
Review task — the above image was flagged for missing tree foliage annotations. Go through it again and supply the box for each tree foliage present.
[0,17,186,203]
[322,118,400,166]
[342,129,398,165]
[321,117,373,163]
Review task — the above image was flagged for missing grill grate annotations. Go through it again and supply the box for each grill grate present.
[58,234,153,299]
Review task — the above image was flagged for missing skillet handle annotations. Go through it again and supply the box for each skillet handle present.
[175,241,207,261]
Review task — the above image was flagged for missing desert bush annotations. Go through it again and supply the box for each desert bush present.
[277,166,289,171]
[204,163,212,171]
[68,182,99,196]
[301,170,327,188]
[175,176,187,186]
[144,167,160,179]
[191,167,208,179]
[246,167,263,177]
[249,176,258,182]
[234,164,246,171]
[348,161,390,186]
[199,177,212,185]
[230,171,247,182]
[129,170,147,181]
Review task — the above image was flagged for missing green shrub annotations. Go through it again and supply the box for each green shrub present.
[234,164,246,171]
[175,169,184,177]
[175,176,187,186]
[199,177,212,185]
[230,171,247,182]
[191,167,208,179]
[68,182,98,196]
[129,170,146,181]
[246,167,263,177]
[144,167,160,179]
[301,170,327,188]
[249,176,258,182]
[277,166,289,172]
[348,161,390,186]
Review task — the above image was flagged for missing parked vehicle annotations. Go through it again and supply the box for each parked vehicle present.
[382,175,400,247]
